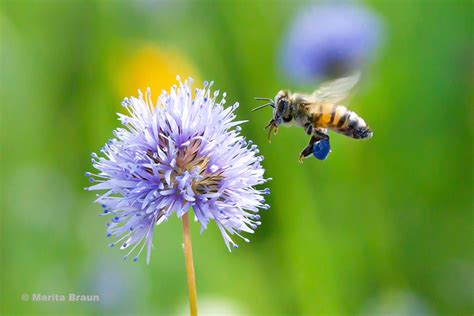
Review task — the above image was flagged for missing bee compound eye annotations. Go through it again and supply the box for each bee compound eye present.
[278,99,288,112]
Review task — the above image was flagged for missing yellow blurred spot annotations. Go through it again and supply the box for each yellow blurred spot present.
[116,44,199,98]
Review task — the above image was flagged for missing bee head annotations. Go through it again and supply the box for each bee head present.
[273,90,293,125]
[253,91,293,142]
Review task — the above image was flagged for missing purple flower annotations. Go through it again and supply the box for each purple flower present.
[280,2,384,83]
[86,77,270,263]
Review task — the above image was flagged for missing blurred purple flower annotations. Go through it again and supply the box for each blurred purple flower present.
[86,77,270,263]
[280,2,384,83]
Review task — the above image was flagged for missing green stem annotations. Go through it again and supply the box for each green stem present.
[182,212,198,316]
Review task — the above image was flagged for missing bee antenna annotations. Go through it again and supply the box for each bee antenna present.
[254,97,274,102]
[251,103,274,112]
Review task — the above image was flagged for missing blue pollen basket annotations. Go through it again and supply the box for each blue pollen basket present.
[312,139,331,160]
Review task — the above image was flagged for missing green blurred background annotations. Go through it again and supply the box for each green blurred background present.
[1,1,472,315]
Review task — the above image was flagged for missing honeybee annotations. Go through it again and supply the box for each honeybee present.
[253,73,372,162]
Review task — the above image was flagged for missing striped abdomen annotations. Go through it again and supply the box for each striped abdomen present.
[312,103,373,139]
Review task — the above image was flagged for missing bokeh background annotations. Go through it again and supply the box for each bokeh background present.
[1,1,472,315]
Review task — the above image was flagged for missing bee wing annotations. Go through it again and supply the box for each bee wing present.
[313,72,361,104]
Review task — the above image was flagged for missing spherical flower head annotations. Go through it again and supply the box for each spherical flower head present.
[280,2,384,83]
[86,77,270,263]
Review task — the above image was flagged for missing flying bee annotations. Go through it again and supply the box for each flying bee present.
[253,73,373,162]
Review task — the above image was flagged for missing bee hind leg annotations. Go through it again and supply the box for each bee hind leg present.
[299,146,313,163]
[314,128,329,140]
[298,130,329,163]
[298,136,319,163]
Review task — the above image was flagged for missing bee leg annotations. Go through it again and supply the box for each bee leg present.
[299,129,330,163]
[304,123,313,135]
[314,128,329,140]
[299,136,319,163]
